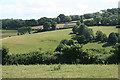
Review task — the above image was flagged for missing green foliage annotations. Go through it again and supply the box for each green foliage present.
[76,20,81,26]
[84,20,97,26]
[55,39,74,52]
[18,26,32,35]
[77,35,86,44]
[0,46,9,65]
[108,32,118,45]
[118,35,120,43]
[85,48,111,64]
[72,25,78,34]
[58,14,72,23]
[96,31,107,42]
[51,21,57,30]
[75,24,94,43]
[43,22,51,31]
[57,44,84,64]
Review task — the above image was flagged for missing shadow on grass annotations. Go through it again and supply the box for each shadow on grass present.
[102,43,113,47]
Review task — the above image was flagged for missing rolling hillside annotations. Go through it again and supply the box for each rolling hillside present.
[2,26,118,54]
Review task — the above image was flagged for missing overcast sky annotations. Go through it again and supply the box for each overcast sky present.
[0,0,119,19]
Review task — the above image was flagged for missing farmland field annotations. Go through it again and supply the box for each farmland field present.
[1,30,17,39]
[2,26,118,54]
[2,64,118,78]
[2,29,72,54]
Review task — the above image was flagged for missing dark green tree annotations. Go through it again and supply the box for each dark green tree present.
[108,32,118,45]
[76,20,81,26]
[51,21,57,30]
[72,25,78,34]
[43,22,51,31]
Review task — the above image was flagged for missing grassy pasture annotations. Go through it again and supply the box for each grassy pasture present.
[89,26,118,36]
[2,64,118,78]
[2,29,72,54]
[2,26,118,54]
[83,42,114,52]
[1,30,17,39]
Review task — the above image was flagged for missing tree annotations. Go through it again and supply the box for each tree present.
[56,17,61,23]
[72,25,78,34]
[43,22,51,31]
[25,19,38,26]
[55,39,74,52]
[18,27,32,35]
[77,35,86,44]
[118,35,120,43]
[76,20,81,26]
[51,21,57,30]
[1,46,9,65]
[58,14,66,23]
[64,16,72,22]
[76,24,94,43]
[101,34,107,42]
[75,15,80,20]
[96,31,104,41]
[108,32,118,45]
[94,17,102,26]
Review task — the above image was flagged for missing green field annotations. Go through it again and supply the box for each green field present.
[2,26,118,54]
[2,64,118,78]
[83,42,114,52]
[2,29,72,54]
[1,30,17,39]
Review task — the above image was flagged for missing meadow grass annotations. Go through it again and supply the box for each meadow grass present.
[89,26,118,36]
[83,42,114,52]
[2,29,72,54]
[2,26,118,54]
[2,64,118,78]
[1,30,17,39]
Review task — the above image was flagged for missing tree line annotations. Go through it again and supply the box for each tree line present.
[2,8,118,30]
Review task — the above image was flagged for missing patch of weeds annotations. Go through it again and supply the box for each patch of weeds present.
[50,64,61,71]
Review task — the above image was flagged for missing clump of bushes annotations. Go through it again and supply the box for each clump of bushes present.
[1,40,119,65]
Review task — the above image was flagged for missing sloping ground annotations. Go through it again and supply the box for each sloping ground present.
[89,26,118,36]
[2,26,118,54]
[1,30,17,39]
[2,29,72,54]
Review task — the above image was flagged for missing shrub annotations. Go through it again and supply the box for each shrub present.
[95,31,107,42]
[1,46,9,65]
[108,32,118,45]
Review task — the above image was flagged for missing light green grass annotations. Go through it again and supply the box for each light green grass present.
[2,29,72,54]
[90,26,118,36]
[1,30,17,39]
[83,42,114,52]
[2,26,118,54]
[2,64,118,78]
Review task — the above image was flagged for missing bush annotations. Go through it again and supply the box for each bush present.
[72,25,78,34]
[108,32,118,45]
[1,46,9,65]
[96,31,107,42]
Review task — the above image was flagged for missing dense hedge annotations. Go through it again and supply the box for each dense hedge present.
[2,43,119,65]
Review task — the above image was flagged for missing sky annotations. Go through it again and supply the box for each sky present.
[0,0,119,19]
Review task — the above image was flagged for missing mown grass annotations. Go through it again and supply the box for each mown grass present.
[1,30,17,39]
[2,64,118,78]
[2,26,118,54]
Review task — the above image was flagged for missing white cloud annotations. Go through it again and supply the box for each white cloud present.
[0,0,118,19]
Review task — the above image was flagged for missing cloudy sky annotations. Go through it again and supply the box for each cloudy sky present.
[0,0,119,19]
